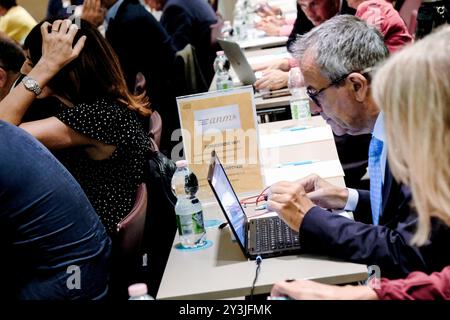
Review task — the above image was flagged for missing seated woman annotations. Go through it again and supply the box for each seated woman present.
[0,19,151,235]
[0,120,111,300]
[270,26,450,300]
[349,0,413,53]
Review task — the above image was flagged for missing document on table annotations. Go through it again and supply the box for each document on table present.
[237,36,288,49]
[263,159,345,186]
[259,125,334,149]
[247,52,291,66]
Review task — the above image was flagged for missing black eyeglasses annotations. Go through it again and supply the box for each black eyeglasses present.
[305,67,374,109]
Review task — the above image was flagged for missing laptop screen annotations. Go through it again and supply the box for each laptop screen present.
[210,157,247,247]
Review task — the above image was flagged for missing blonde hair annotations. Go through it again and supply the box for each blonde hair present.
[372,26,450,246]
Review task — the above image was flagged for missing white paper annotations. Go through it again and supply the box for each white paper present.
[259,125,334,149]
[263,159,345,186]
[237,36,288,49]
[247,52,291,66]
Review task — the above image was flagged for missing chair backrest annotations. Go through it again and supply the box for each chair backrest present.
[399,0,423,35]
[116,183,148,257]
[149,110,162,151]
[174,44,209,95]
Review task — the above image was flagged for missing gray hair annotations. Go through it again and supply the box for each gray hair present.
[292,15,389,82]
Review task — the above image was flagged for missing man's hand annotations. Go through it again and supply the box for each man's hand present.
[81,0,106,28]
[297,174,349,210]
[255,21,280,36]
[252,58,290,72]
[254,69,289,90]
[267,181,315,231]
[270,279,379,300]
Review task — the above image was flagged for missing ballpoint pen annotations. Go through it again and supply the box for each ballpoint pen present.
[279,125,312,132]
[276,160,318,168]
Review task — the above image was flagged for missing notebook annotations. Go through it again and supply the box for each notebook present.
[207,151,301,260]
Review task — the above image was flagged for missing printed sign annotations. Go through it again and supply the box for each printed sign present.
[176,87,264,201]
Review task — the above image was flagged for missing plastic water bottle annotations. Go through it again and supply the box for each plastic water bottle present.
[288,67,311,120]
[171,160,206,248]
[221,20,233,39]
[233,0,248,40]
[213,51,233,91]
[128,283,154,300]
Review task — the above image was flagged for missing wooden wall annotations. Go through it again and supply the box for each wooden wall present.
[18,0,49,22]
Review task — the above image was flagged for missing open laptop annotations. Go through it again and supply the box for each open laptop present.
[218,39,257,86]
[207,151,301,260]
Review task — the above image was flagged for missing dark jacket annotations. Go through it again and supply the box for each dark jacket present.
[160,0,217,83]
[46,0,84,19]
[300,163,450,279]
[105,0,179,152]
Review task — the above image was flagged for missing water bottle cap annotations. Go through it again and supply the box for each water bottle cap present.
[176,160,188,168]
[128,283,148,297]
[216,51,225,56]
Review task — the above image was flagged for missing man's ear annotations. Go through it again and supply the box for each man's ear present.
[0,68,7,89]
[348,73,369,103]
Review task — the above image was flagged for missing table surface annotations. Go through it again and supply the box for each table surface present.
[156,117,367,300]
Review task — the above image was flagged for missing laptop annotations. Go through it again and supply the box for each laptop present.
[207,151,301,260]
[217,39,258,86]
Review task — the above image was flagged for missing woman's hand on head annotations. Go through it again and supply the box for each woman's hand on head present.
[38,20,87,77]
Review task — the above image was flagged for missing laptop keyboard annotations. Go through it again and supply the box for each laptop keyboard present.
[254,217,300,252]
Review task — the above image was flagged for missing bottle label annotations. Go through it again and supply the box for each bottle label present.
[217,81,232,91]
[176,210,205,235]
[290,98,311,120]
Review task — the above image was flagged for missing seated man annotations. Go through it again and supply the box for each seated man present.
[83,0,178,153]
[268,15,450,279]
[146,0,218,83]
[46,0,84,19]
[0,35,23,101]
[0,0,36,43]
[255,0,354,91]
[0,120,111,300]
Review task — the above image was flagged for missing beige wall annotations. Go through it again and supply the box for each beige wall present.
[18,0,49,22]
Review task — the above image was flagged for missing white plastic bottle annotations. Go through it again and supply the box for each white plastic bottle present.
[288,67,311,120]
[221,20,233,39]
[233,0,248,40]
[213,51,233,91]
[171,160,206,248]
[128,283,154,300]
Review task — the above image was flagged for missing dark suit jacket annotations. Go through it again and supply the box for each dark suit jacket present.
[160,0,217,84]
[46,0,84,19]
[287,1,356,51]
[300,162,450,279]
[105,0,178,152]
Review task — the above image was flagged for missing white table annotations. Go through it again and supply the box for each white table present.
[156,117,366,300]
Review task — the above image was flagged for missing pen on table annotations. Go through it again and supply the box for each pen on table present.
[276,160,319,168]
[279,125,312,132]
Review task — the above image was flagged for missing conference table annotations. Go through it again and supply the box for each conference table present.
[156,116,368,300]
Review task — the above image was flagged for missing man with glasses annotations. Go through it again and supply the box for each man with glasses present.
[268,15,450,278]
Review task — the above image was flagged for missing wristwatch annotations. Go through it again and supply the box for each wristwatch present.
[22,76,42,96]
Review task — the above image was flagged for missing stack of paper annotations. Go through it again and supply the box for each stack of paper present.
[259,126,334,149]
[263,159,345,186]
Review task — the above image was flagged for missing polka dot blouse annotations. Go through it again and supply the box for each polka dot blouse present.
[55,98,150,235]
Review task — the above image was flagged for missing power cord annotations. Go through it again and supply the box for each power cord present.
[250,255,262,300]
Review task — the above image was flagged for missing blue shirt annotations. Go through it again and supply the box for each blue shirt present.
[0,121,111,299]
[345,112,387,211]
